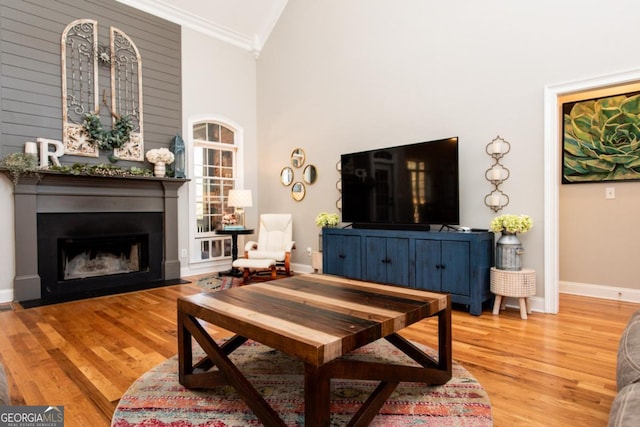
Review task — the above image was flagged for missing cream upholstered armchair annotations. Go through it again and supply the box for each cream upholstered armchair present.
[242,213,295,277]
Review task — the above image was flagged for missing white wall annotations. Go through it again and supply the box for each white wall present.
[0,176,14,302]
[256,0,640,300]
[178,28,259,276]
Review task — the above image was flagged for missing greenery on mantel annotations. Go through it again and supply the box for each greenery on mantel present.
[0,152,40,185]
[50,163,153,177]
[0,153,159,184]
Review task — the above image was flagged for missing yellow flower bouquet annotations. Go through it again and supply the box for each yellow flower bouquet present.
[315,212,340,227]
[490,214,532,234]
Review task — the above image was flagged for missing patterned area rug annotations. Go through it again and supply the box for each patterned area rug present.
[111,339,492,426]
[195,275,239,291]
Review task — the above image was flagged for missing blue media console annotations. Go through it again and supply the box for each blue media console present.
[322,227,494,315]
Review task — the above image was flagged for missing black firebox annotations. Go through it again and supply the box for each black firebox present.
[37,212,163,302]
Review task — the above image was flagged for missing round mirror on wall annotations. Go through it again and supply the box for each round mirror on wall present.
[280,166,294,186]
[291,181,306,201]
[303,164,317,184]
[291,148,305,168]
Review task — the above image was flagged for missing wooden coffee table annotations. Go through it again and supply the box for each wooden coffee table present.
[178,274,452,427]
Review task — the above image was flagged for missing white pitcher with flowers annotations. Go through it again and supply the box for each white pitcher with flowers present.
[146,148,174,177]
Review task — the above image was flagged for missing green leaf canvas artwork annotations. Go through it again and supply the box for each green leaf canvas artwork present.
[563,91,640,183]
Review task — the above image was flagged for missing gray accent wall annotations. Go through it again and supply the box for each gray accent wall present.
[0,0,182,163]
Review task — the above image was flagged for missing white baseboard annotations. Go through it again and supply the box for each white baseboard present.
[500,282,640,314]
[0,289,14,304]
[496,295,545,314]
[559,281,640,304]
[292,262,314,274]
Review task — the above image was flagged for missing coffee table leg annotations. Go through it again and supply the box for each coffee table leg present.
[304,363,331,427]
[178,310,286,426]
[177,309,192,384]
[439,296,453,375]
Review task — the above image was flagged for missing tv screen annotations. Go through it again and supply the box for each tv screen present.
[341,137,459,229]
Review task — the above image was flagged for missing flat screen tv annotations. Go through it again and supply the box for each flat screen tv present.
[341,137,459,230]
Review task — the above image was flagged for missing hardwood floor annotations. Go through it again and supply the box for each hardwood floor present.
[0,276,637,427]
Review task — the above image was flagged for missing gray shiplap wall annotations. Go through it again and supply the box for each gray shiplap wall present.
[0,0,181,165]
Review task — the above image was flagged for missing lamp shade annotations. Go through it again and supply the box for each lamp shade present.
[228,189,253,208]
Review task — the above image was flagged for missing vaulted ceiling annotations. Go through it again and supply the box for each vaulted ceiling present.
[116,0,288,56]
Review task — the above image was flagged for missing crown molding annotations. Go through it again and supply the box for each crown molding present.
[116,0,286,57]
[256,0,288,54]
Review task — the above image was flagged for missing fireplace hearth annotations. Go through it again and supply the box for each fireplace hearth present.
[9,172,187,306]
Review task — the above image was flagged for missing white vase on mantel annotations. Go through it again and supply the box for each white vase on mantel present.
[154,162,166,177]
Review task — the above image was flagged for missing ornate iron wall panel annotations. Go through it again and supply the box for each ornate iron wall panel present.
[61,19,99,157]
[111,27,144,161]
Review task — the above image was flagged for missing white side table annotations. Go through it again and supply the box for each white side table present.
[490,267,536,319]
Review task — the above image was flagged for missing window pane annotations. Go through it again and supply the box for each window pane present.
[200,240,210,259]
[209,181,220,197]
[206,149,217,169]
[223,183,234,198]
[193,123,206,140]
[209,215,219,230]
[207,123,220,142]
[221,150,233,167]
[210,239,223,257]
[221,126,234,144]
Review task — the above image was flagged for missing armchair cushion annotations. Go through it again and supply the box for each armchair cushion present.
[248,250,286,261]
[243,213,295,276]
[255,214,293,251]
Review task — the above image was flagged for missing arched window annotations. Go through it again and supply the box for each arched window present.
[192,120,238,262]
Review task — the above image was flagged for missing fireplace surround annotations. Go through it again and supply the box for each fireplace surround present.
[9,171,187,306]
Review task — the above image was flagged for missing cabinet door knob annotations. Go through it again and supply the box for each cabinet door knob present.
[338,254,346,259]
